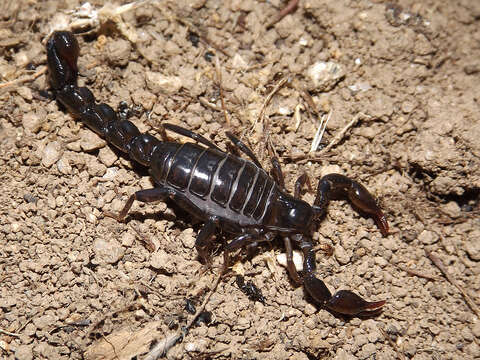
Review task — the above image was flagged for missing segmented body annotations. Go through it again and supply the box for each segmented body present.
[151,142,278,232]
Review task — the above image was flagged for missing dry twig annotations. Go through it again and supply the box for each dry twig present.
[0,328,21,337]
[426,250,480,317]
[396,265,440,281]
[253,76,289,131]
[215,56,230,126]
[0,66,47,93]
[310,110,331,153]
[267,0,300,28]
[318,112,366,154]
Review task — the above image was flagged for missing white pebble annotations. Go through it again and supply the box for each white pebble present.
[276,250,304,272]
[42,141,63,168]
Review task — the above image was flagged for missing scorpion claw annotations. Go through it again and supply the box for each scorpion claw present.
[326,290,385,316]
[304,274,385,317]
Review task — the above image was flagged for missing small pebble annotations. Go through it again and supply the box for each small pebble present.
[80,130,106,151]
[56,156,72,175]
[276,250,304,271]
[106,38,131,67]
[33,314,57,330]
[359,343,377,358]
[11,222,21,232]
[418,230,438,245]
[145,71,182,95]
[335,245,351,265]
[465,232,480,261]
[41,141,63,168]
[472,321,480,338]
[22,111,43,133]
[150,249,176,273]
[17,86,33,101]
[15,345,34,360]
[466,341,480,357]
[441,201,461,218]
[180,228,196,249]
[374,256,388,267]
[92,238,125,264]
[98,147,118,167]
[307,61,345,92]
[121,231,135,247]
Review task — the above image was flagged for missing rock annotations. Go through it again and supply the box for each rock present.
[441,201,461,218]
[353,334,368,348]
[307,61,345,92]
[277,250,304,271]
[121,231,135,247]
[41,141,63,167]
[335,244,351,265]
[93,238,125,264]
[131,88,156,110]
[472,321,480,338]
[466,341,480,358]
[358,343,377,359]
[106,38,131,67]
[98,147,118,167]
[374,256,388,267]
[146,71,182,95]
[15,344,33,360]
[0,295,16,308]
[33,314,57,330]
[80,129,106,151]
[418,230,438,245]
[22,111,43,133]
[465,233,480,261]
[150,249,176,273]
[180,228,196,249]
[17,86,33,101]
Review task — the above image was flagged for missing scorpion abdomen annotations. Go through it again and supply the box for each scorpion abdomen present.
[149,142,277,229]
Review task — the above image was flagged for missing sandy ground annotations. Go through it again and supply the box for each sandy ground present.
[1,0,479,359]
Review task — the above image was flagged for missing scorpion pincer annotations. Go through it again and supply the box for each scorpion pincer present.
[46,31,389,316]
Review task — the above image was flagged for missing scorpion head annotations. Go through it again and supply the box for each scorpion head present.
[271,192,314,233]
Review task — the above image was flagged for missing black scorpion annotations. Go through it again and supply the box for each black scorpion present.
[46,31,389,316]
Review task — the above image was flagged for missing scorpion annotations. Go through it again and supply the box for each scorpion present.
[46,31,389,317]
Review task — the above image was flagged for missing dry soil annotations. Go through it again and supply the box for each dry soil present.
[0,0,479,359]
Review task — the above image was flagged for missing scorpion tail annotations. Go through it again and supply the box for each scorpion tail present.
[46,31,161,167]
[304,274,385,317]
[46,31,80,90]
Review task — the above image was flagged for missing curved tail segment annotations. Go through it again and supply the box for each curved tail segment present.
[46,31,161,167]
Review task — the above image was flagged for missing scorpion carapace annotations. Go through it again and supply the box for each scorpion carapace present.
[46,31,389,317]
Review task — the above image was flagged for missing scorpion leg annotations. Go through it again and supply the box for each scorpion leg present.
[313,174,389,236]
[297,236,385,316]
[104,187,173,222]
[225,132,263,169]
[195,217,219,265]
[222,232,259,272]
[225,232,260,252]
[270,156,285,188]
[283,237,302,284]
[163,123,222,152]
[294,173,311,198]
